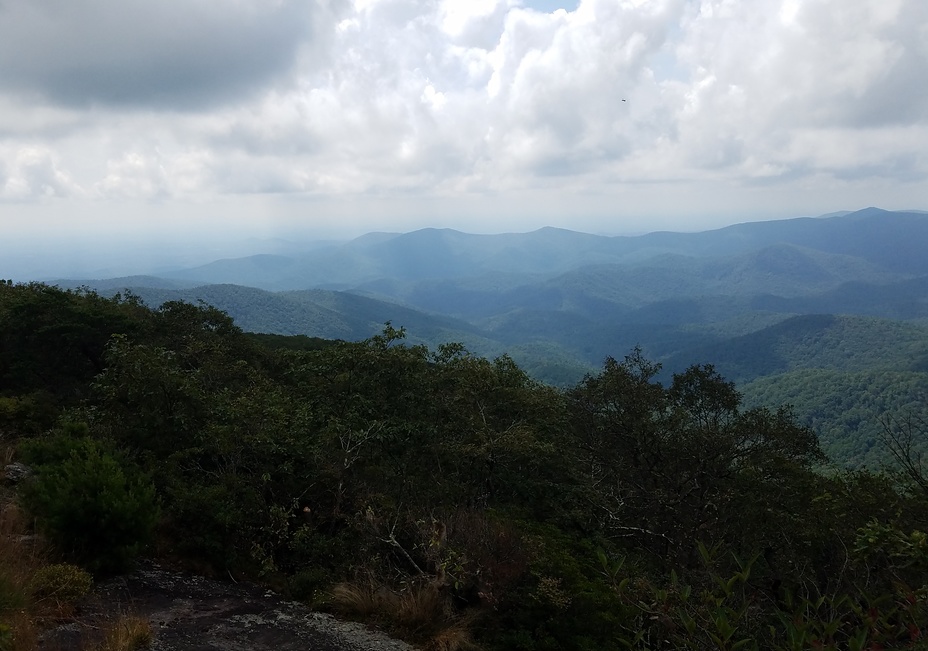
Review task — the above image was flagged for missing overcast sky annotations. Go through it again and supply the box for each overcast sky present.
[1,0,927,260]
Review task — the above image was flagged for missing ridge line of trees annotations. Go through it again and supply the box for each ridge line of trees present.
[2,282,928,650]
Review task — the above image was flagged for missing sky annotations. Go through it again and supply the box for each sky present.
[1,0,927,276]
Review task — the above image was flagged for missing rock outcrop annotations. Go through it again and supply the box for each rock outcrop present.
[41,561,413,651]
[2,462,32,484]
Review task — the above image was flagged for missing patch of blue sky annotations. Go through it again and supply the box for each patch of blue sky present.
[522,0,580,13]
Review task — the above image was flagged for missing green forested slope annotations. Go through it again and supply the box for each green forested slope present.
[46,209,928,468]
[658,315,928,467]
[92,283,493,346]
[742,369,928,467]
[5,281,928,650]
[753,275,928,320]
[662,314,928,384]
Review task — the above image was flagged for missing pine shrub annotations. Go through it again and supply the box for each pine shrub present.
[21,434,159,574]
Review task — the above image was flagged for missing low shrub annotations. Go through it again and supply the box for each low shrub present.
[21,432,159,574]
[28,564,92,605]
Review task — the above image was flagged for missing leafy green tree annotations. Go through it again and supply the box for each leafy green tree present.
[567,353,826,571]
[0,283,146,401]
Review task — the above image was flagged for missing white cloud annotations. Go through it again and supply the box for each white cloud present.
[658,0,928,184]
[0,146,83,201]
[0,0,925,236]
[441,0,511,41]
[0,0,316,108]
[94,152,171,200]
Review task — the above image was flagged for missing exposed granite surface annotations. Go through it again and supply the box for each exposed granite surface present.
[40,561,414,651]
[2,462,32,484]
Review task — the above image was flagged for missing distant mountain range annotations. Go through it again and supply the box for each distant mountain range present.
[54,207,928,370]
[140,206,928,291]
[52,207,928,465]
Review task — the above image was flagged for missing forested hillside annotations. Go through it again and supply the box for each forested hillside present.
[660,316,928,467]
[663,315,928,383]
[742,369,928,467]
[48,208,928,466]
[3,282,928,650]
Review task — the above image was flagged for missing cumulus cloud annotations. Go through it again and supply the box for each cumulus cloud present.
[0,146,84,200]
[94,152,172,199]
[665,0,928,180]
[197,0,927,195]
[200,0,684,193]
[0,0,317,109]
[0,0,925,226]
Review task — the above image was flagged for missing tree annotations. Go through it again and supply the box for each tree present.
[0,283,146,400]
[880,406,928,499]
[567,352,826,568]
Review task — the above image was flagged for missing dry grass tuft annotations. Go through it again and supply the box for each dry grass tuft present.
[2,489,98,650]
[96,615,153,651]
[1,502,43,605]
[394,582,450,633]
[27,563,92,618]
[422,614,481,651]
[332,579,479,650]
[1,499,43,651]
[330,582,383,619]
[0,502,42,568]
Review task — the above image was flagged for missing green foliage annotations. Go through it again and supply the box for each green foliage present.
[742,368,928,466]
[20,432,159,574]
[854,520,928,578]
[667,314,928,385]
[6,282,928,649]
[0,392,58,438]
[567,352,826,569]
[246,332,339,352]
[0,282,147,400]
[614,546,761,651]
[17,421,93,465]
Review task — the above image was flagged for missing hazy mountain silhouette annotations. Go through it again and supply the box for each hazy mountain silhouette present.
[58,207,928,386]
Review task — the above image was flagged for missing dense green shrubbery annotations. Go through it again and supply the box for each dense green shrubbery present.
[2,281,928,649]
[20,428,159,574]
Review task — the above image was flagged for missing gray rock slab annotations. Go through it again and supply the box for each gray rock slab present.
[2,461,32,484]
[41,561,414,651]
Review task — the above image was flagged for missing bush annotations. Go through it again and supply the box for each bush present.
[28,564,92,604]
[21,434,159,574]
